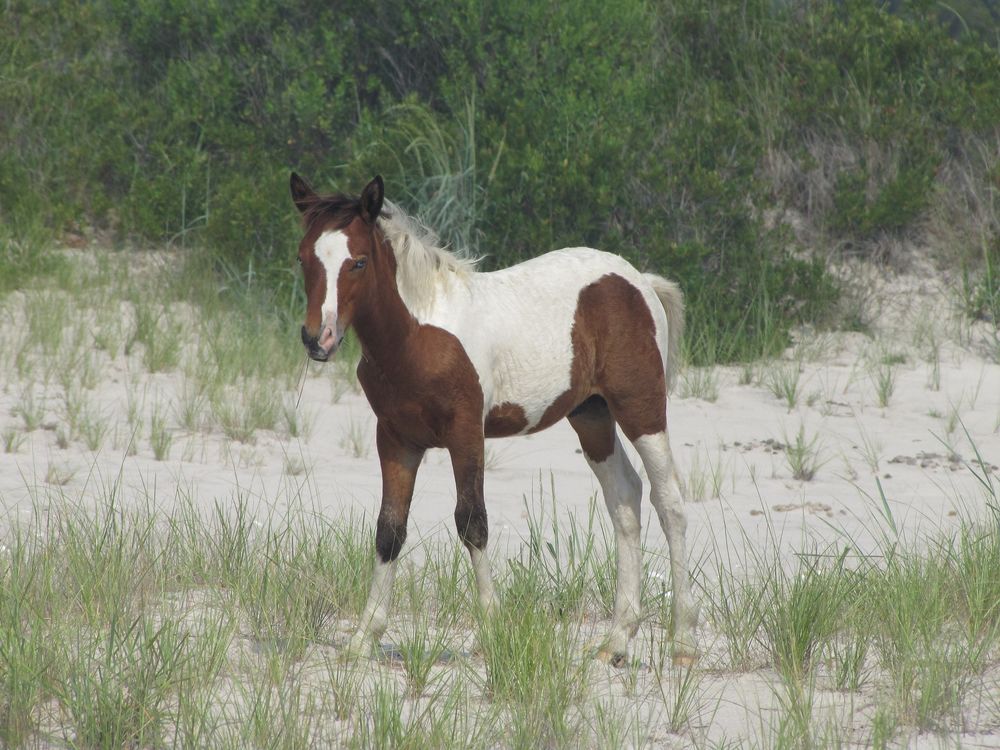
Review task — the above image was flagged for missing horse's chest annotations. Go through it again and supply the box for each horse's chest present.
[357,370,440,445]
[356,345,481,449]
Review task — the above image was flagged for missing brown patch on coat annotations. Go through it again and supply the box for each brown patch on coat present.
[484,402,529,438]
[356,323,485,451]
[522,273,667,442]
[479,274,667,450]
[572,274,667,441]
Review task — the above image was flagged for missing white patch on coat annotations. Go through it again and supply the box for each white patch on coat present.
[375,203,678,432]
[420,250,671,431]
[314,230,352,333]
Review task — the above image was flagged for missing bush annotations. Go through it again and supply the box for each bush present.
[963,238,1000,325]
[2,0,998,360]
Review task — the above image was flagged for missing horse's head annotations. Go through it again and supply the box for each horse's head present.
[290,173,387,361]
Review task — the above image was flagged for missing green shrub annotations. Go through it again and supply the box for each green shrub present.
[831,156,937,238]
[2,0,997,360]
[963,238,1000,325]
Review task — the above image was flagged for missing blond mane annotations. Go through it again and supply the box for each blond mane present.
[378,200,480,314]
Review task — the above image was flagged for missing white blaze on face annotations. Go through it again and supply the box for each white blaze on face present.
[314,230,352,351]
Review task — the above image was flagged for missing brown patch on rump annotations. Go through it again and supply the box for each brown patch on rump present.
[484,402,529,438]
[529,274,667,442]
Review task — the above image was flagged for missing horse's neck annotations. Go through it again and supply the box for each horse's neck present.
[352,274,418,371]
[353,270,474,383]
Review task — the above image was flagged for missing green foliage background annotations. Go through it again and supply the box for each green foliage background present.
[2,0,999,361]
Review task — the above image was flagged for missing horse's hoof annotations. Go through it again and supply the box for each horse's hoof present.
[596,648,628,667]
[342,635,371,661]
[585,639,627,667]
[671,638,699,667]
[672,652,698,668]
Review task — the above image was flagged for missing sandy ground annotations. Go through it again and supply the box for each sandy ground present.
[2,271,996,560]
[1,257,999,746]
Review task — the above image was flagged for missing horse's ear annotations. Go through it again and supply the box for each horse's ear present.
[360,175,384,224]
[290,172,316,214]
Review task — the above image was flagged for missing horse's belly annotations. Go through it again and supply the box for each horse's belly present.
[482,342,579,437]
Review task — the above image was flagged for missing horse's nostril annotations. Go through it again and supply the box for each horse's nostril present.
[301,326,316,348]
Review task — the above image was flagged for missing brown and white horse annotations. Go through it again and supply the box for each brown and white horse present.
[291,174,697,665]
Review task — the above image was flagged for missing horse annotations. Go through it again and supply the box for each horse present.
[290,173,698,665]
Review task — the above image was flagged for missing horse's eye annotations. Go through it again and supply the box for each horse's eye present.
[354,257,367,270]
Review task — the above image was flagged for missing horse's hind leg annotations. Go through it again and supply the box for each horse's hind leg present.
[568,396,643,665]
[631,429,698,664]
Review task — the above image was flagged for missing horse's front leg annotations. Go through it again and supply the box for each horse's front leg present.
[346,422,424,657]
[448,438,498,614]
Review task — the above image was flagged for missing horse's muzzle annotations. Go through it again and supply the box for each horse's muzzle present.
[301,326,330,362]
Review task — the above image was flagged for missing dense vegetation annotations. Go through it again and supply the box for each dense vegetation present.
[2,0,999,361]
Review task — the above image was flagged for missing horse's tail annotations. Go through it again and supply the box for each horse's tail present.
[643,274,685,394]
